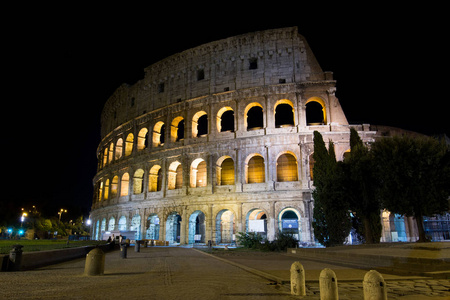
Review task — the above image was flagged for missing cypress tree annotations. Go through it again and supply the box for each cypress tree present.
[312,131,351,246]
[343,128,382,244]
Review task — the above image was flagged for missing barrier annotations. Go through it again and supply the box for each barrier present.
[0,243,114,271]
[290,261,306,296]
[288,262,388,299]
[363,270,387,300]
[84,248,105,276]
[319,268,339,300]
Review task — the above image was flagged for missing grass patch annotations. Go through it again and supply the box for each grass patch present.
[0,240,107,254]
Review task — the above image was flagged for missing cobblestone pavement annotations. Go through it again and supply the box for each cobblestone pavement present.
[300,279,450,299]
[1,247,449,299]
[207,248,450,299]
[0,247,299,300]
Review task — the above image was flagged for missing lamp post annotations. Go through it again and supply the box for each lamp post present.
[20,212,27,227]
[58,209,67,221]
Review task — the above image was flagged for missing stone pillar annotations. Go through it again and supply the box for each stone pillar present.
[180,210,187,245]
[319,268,338,300]
[267,201,276,241]
[290,261,306,296]
[363,270,387,300]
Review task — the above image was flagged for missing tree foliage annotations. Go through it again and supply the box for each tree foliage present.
[312,131,352,247]
[342,128,382,244]
[372,135,450,242]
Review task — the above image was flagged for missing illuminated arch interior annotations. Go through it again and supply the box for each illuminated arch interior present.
[244,102,263,131]
[306,97,327,125]
[274,99,295,127]
[277,152,298,182]
[153,121,165,147]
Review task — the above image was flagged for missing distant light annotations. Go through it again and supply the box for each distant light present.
[7,228,12,233]
[86,219,92,226]
[18,230,24,235]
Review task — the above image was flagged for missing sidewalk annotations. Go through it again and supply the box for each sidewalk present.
[203,245,450,299]
[0,245,449,299]
[0,247,297,300]
[286,242,450,277]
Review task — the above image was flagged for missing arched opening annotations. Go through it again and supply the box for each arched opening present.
[115,138,123,160]
[118,216,127,231]
[146,214,160,240]
[216,209,235,244]
[277,153,298,182]
[111,176,119,197]
[275,101,295,128]
[130,214,141,240]
[104,179,110,200]
[125,133,134,156]
[101,218,106,238]
[171,117,185,142]
[108,217,115,231]
[97,181,103,202]
[246,103,264,131]
[188,211,206,244]
[217,156,235,185]
[306,99,327,125]
[192,111,208,138]
[95,220,100,240]
[137,128,149,151]
[168,161,182,190]
[120,173,129,196]
[108,143,114,163]
[103,148,108,167]
[175,164,183,189]
[190,158,207,188]
[343,149,351,161]
[166,212,181,244]
[246,208,267,239]
[246,155,265,183]
[279,208,300,241]
[133,169,144,194]
[149,165,163,192]
[217,107,235,132]
[153,122,165,147]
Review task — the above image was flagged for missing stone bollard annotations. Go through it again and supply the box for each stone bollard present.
[290,261,306,296]
[120,243,127,259]
[363,270,387,300]
[319,268,339,300]
[135,241,141,252]
[8,244,23,271]
[84,248,105,276]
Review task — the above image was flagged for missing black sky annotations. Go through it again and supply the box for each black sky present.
[2,5,447,220]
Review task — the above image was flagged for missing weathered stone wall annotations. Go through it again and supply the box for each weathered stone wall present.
[91,27,376,245]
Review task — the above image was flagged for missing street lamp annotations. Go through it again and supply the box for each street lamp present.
[20,212,27,227]
[58,209,67,221]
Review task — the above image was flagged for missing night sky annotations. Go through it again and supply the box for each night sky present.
[2,6,446,221]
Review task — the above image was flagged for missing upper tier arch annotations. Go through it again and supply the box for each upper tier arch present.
[100,27,332,138]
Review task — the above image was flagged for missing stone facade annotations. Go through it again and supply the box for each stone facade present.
[90,27,377,245]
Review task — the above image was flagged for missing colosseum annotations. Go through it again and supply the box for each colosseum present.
[90,26,380,245]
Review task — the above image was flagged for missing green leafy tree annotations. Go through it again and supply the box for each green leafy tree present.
[372,135,450,242]
[343,128,382,244]
[312,131,352,246]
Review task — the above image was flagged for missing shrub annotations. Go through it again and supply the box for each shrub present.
[237,231,298,251]
[236,232,263,249]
